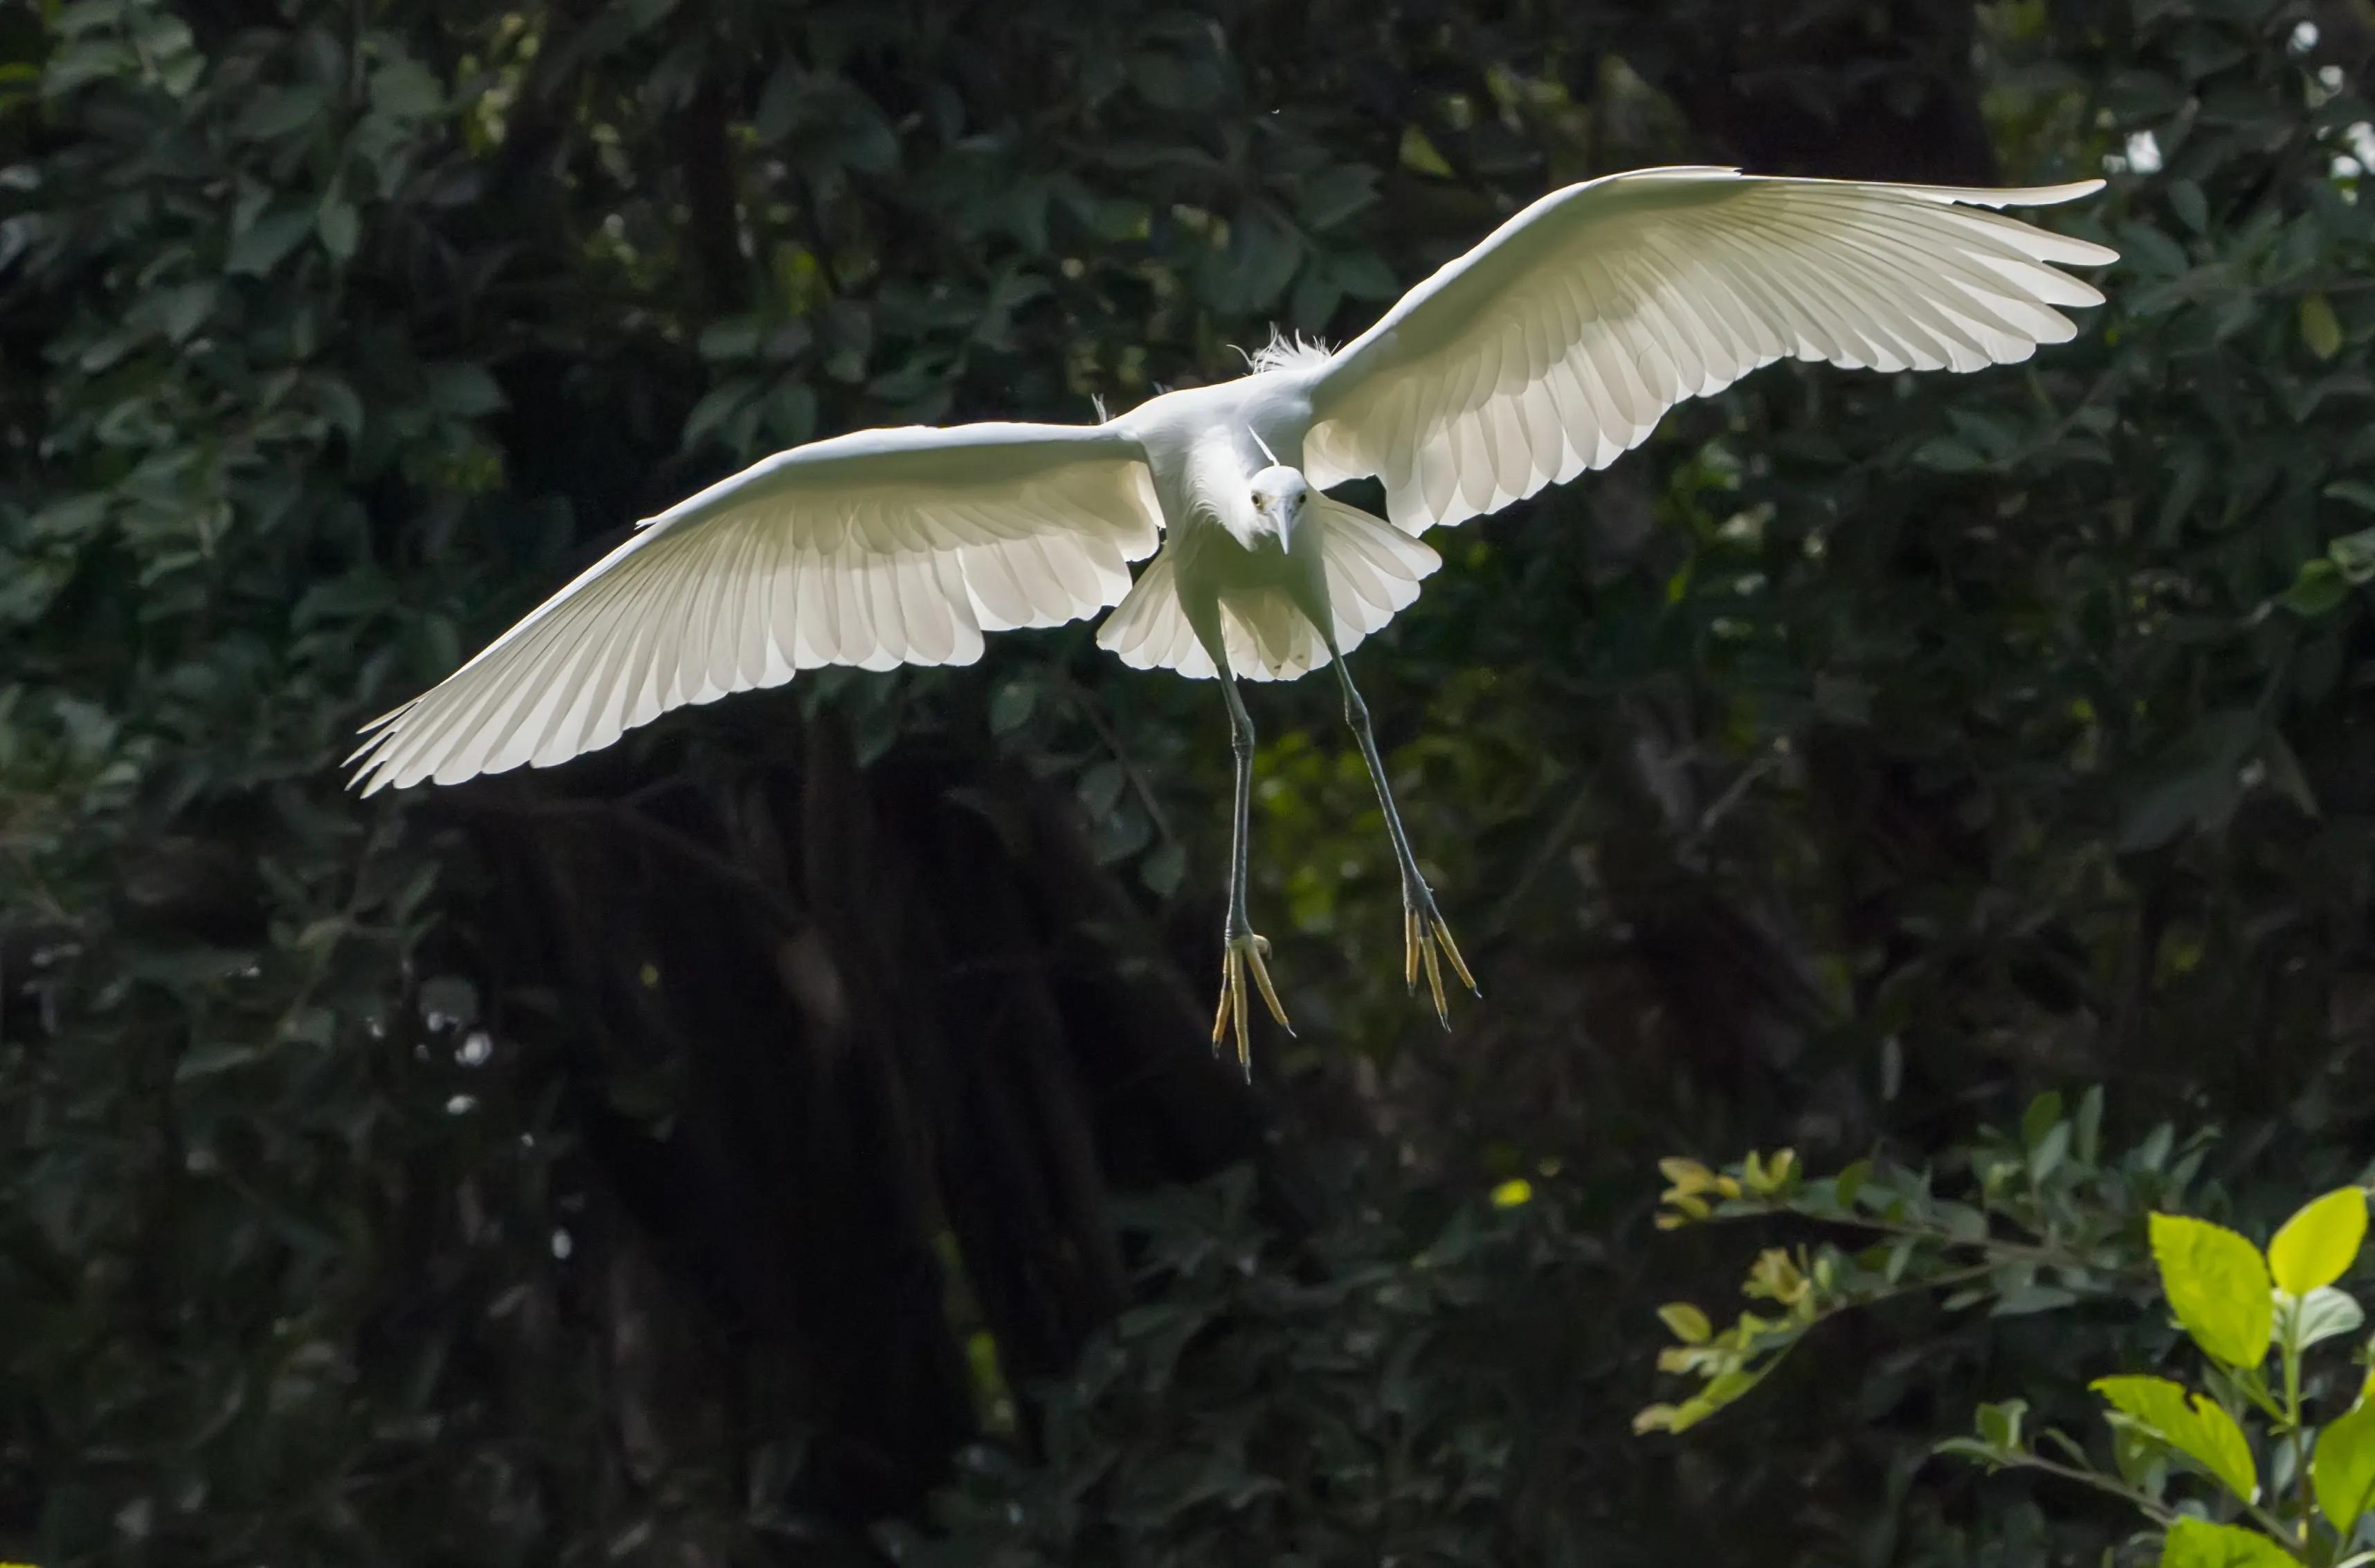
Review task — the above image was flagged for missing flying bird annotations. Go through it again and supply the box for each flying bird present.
[349,166,2117,1069]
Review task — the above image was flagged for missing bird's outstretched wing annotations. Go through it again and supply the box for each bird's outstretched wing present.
[1295,166,2118,534]
[349,421,1161,793]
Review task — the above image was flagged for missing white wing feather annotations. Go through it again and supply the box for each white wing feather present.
[1298,166,2118,533]
[349,421,1162,793]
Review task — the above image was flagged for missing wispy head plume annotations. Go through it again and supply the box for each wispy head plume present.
[1244,325,1335,378]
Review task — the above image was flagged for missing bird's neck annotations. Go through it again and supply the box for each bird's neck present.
[1185,432,1273,551]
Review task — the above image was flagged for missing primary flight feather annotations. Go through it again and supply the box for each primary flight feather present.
[349,165,2118,1066]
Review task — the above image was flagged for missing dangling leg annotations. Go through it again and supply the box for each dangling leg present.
[1212,664,1292,1076]
[1323,636,1479,1025]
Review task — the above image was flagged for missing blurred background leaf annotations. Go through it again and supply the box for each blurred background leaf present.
[8,0,2375,1564]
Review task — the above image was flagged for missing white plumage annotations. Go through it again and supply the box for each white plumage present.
[1098,495,1439,682]
[347,165,2116,1062]
[1296,170,2116,531]
[351,421,1160,790]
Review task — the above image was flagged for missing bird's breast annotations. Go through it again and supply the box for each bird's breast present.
[1172,508,1307,605]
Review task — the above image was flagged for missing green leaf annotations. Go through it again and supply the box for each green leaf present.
[1975,1398,2026,1450]
[2149,1212,2273,1367]
[2029,1123,2072,1183]
[1990,1284,2079,1316]
[42,36,134,97]
[152,280,218,342]
[2303,293,2345,361]
[226,202,315,276]
[307,374,365,441]
[2091,1375,2259,1502]
[234,84,329,141]
[1295,163,1378,230]
[762,381,818,446]
[698,318,763,361]
[1077,760,1125,818]
[1910,436,1988,473]
[2284,557,2350,617]
[2331,526,2375,585]
[1934,1435,2009,1467]
[1137,841,1186,900]
[752,59,799,143]
[2273,1286,2364,1351]
[1290,271,1342,330]
[2315,1392,2375,1533]
[174,1041,266,1081]
[1398,125,1454,178]
[2118,221,2191,277]
[2325,480,2375,514]
[2270,1188,2367,1294]
[684,381,758,448]
[1219,210,1302,311]
[1657,1303,1712,1343]
[426,362,506,418]
[1329,249,1401,301]
[2159,1517,2297,1568]
[370,55,444,118]
[55,1,129,39]
[2117,711,2258,851]
[988,680,1037,735]
[316,197,358,262]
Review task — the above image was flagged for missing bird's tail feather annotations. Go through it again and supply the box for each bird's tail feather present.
[1095,498,1439,682]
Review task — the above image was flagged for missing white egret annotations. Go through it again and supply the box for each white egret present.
[349,166,2117,1068]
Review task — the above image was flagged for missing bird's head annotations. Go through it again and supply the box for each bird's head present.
[1248,464,1310,545]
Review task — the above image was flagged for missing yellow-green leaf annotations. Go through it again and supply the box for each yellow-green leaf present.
[1489,1177,1534,1210]
[2315,1394,2375,1533]
[1657,1302,1711,1343]
[2303,293,2345,361]
[1975,1398,2026,1450]
[1632,1400,1703,1434]
[2160,1517,2297,1568]
[1658,1157,1715,1193]
[2270,1187,2367,1295]
[2149,1213,2273,1367]
[2091,1375,2259,1502]
[1397,125,1455,179]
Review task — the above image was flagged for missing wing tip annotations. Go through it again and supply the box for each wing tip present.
[343,744,406,796]
[1923,176,2108,208]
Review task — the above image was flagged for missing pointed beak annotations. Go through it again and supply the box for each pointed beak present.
[1260,497,1298,546]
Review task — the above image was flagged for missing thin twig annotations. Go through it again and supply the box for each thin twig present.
[1713,1197,2149,1277]
[1991,1451,2184,1529]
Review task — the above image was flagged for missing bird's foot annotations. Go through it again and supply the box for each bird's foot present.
[1401,878,1480,1028]
[1211,927,1293,1077]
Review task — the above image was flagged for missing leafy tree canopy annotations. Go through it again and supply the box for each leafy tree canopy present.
[7,0,2375,1563]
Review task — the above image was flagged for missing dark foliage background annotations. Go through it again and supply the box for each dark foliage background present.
[8,0,2375,1562]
